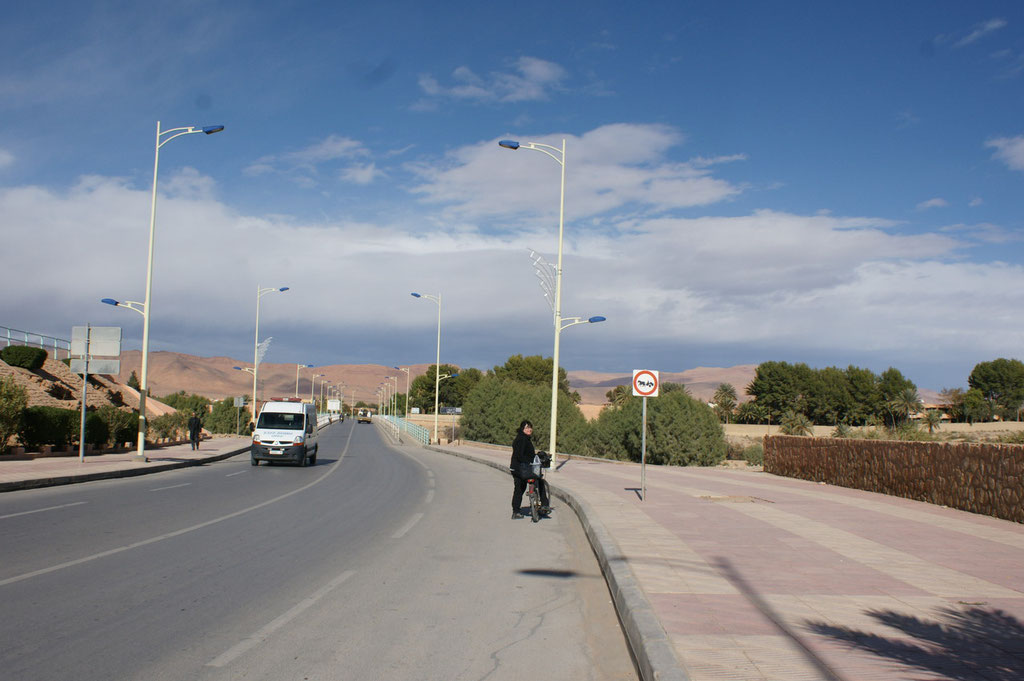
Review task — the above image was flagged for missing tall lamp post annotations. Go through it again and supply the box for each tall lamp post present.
[251,284,288,421]
[131,120,224,461]
[411,292,442,444]
[395,366,411,418]
[295,363,313,397]
[498,137,569,466]
[310,373,325,404]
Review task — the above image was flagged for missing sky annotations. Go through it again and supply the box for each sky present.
[2,1,1023,393]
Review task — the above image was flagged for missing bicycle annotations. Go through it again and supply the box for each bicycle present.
[519,451,552,523]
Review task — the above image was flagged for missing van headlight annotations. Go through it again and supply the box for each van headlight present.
[293,436,304,445]
[252,435,261,444]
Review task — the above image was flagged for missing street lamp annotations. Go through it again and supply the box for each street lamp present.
[295,363,313,397]
[498,137,570,467]
[310,373,325,404]
[252,285,288,421]
[395,366,410,418]
[411,292,442,444]
[129,121,224,461]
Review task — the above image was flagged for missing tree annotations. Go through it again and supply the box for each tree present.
[605,385,631,409]
[878,368,917,428]
[963,388,990,424]
[408,364,462,413]
[159,391,211,415]
[127,371,140,390]
[0,376,28,454]
[968,358,1024,421]
[922,409,942,434]
[889,387,923,427]
[780,410,813,436]
[939,387,965,423]
[845,365,882,425]
[491,354,578,403]
[460,377,588,454]
[746,361,802,423]
[713,383,737,423]
[588,389,726,465]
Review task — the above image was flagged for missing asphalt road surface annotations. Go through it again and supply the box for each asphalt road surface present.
[0,420,637,681]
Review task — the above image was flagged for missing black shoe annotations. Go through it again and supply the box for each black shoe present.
[511,511,524,519]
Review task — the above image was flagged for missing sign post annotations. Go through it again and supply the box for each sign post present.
[70,326,122,462]
[632,369,659,501]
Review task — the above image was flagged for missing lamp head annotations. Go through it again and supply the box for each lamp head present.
[278,287,290,292]
[411,292,422,298]
[498,140,520,150]
[202,125,225,135]
[232,366,242,371]
[101,298,119,306]
[588,316,607,324]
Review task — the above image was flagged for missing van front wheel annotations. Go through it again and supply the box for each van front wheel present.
[296,449,307,467]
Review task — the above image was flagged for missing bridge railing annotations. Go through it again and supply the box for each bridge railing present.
[1,325,71,360]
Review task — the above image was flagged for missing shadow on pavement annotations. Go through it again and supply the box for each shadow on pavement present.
[517,569,582,579]
[806,605,1024,680]
[713,556,848,681]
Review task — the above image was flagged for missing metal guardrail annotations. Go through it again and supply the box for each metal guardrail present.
[1,325,71,360]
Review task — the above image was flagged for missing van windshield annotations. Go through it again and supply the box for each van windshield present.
[257,412,305,430]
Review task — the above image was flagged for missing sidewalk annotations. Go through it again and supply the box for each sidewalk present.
[0,436,251,492]
[431,443,1024,681]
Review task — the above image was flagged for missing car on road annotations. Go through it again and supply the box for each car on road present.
[357,409,372,424]
[251,400,319,466]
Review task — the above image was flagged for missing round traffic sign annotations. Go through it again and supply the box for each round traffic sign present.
[632,369,659,397]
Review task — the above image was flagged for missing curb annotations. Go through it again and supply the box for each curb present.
[427,445,689,681]
[0,446,250,493]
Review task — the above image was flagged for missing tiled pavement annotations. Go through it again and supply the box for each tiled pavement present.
[433,443,1024,681]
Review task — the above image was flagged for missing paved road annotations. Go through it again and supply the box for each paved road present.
[0,421,636,681]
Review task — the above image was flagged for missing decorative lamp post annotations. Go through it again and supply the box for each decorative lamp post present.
[251,285,288,421]
[295,363,313,398]
[130,121,224,461]
[411,292,442,444]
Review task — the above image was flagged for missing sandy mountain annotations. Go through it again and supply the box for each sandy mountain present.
[114,351,434,405]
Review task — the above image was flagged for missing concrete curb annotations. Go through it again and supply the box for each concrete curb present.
[427,445,689,681]
[0,446,250,493]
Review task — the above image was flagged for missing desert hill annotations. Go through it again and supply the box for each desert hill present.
[113,351,435,406]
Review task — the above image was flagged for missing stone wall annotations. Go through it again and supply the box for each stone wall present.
[764,435,1024,524]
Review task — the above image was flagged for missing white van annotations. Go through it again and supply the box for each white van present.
[251,400,319,466]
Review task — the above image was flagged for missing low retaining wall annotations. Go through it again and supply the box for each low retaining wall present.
[764,436,1024,523]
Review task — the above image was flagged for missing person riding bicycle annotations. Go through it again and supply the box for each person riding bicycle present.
[510,420,551,519]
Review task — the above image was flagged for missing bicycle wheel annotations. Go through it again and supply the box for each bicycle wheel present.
[529,483,541,523]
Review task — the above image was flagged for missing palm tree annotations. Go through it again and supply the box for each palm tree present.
[922,409,942,434]
[780,410,813,436]
[605,385,631,409]
[889,388,923,427]
[713,383,737,423]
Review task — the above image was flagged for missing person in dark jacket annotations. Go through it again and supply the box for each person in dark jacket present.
[510,420,550,519]
[187,412,202,450]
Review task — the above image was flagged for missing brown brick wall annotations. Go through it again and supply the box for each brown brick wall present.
[764,436,1024,524]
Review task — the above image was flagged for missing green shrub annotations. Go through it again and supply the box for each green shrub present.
[95,405,137,448]
[1,345,48,370]
[18,406,78,450]
[588,390,727,466]
[0,376,28,454]
[742,444,764,466]
[83,411,109,449]
[151,411,187,440]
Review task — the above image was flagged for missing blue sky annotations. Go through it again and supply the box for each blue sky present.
[2,1,1023,392]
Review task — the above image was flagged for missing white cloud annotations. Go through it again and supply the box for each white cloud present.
[243,134,379,186]
[340,163,384,185]
[955,18,1008,48]
[409,123,742,222]
[969,197,984,207]
[916,197,948,210]
[986,135,1024,170]
[416,56,568,104]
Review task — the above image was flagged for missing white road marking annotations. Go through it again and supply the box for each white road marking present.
[206,570,356,668]
[425,489,435,504]
[0,426,356,587]
[225,471,246,477]
[0,501,87,520]
[149,483,191,492]
[392,512,424,539]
